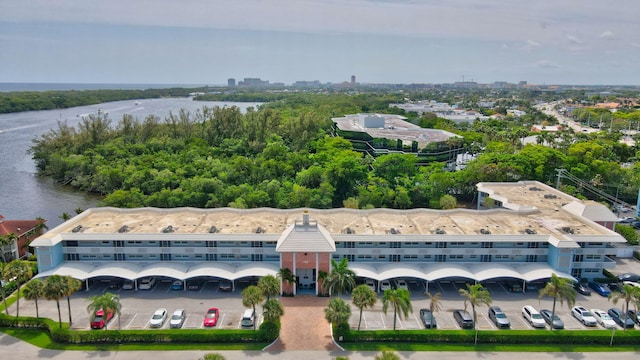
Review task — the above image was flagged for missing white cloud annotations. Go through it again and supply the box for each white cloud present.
[599,31,615,39]
[567,35,584,45]
[535,59,560,69]
[523,40,541,53]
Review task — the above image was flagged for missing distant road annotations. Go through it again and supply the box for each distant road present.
[537,102,599,134]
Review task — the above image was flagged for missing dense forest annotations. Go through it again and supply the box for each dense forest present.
[29,91,640,210]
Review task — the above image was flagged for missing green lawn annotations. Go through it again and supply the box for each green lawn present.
[341,342,640,352]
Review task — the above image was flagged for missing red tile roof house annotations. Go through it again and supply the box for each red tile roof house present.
[0,215,46,261]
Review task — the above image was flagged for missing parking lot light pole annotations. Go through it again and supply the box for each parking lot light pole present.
[610,327,615,346]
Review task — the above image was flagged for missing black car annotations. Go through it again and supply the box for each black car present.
[574,282,591,296]
[488,306,510,328]
[419,308,437,329]
[617,273,640,283]
[608,308,635,329]
[540,309,564,329]
[627,310,640,325]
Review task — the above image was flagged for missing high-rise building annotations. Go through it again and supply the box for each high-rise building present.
[227,78,236,87]
[351,75,356,85]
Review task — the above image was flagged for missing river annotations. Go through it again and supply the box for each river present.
[0,98,261,229]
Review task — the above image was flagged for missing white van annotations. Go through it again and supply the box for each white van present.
[241,309,255,327]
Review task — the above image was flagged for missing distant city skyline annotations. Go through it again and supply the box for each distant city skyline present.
[1,1,639,86]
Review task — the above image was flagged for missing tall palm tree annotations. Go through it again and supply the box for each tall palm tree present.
[86,292,122,330]
[458,283,492,331]
[241,285,264,330]
[382,288,412,331]
[538,274,576,330]
[22,279,45,318]
[59,212,72,222]
[262,298,284,323]
[609,283,640,331]
[426,291,443,314]
[0,261,9,315]
[351,284,377,330]
[43,275,69,328]
[277,268,296,296]
[0,233,18,262]
[318,270,329,296]
[64,276,82,325]
[324,258,356,297]
[3,259,33,317]
[324,297,351,326]
[257,275,280,301]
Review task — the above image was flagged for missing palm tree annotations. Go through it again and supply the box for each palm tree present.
[64,276,82,325]
[257,275,280,301]
[200,353,226,360]
[375,351,401,360]
[609,283,640,331]
[277,268,296,296]
[324,258,356,297]
[318,270,329,296]
[426,291,443,314]
[324,297,351,326]
[538,274,576,330]
[241,285,264,330]
[3,259,33,317]
[59,212,72,222]
[0,261,9,315]
[43,275,69,328]
[22,279,45,318]
[0,233,18,262]
[382,288,412,331]
[86,292,122,330]
[351,284,377,330]
[458,283,492,331]
[262,298,284,323]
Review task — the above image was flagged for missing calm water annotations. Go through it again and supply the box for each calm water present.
[0,98,261,229]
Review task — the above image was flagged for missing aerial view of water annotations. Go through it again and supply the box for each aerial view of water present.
[0,97,261,229]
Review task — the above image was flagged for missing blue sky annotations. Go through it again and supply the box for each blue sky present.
[1,0,639,85]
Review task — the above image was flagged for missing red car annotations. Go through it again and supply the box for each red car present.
[90,308,114,329]
[203,307,219,327]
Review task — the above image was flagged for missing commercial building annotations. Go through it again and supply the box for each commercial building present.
[31,181,626,294]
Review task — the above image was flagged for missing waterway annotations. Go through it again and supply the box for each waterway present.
[0,98,261,229]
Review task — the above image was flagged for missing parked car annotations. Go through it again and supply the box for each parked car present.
[571,306,597,326]
[149,308,167,328]
[453,309,474,329]
[631,221,640,230]
[591,308,617,329]
[138,277,156,290]
[522,305,546,328]
[187,279,204,291]
[169,309,185,328]
[170,280,183,290]
[608,308,635,329]
[241,309,255,328]
[122,280,134,290]
[218,280,232,292]
[419,308,437,329]
[588,282,611,297]
[203,307,219,327]
[618,217,635,224]
[380,280,392,291]
[573,282,591,296]
[617,273,640,282]
[107,279,122,290]
[365,279,376,292]
[394,279,408,290]
[90,308,114,329]
[539,309,564,329]
[503,281,522,293]
[628,310,640,325]
[488,306,510,329]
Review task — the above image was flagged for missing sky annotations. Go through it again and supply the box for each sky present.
[1,0,639,86]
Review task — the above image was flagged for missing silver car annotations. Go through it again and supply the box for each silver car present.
[169,309,185,329]
[149,308,167,328]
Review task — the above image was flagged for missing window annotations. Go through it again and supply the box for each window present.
[160,253,171,261]
[114,253,125,261]
[160,241,171,248]
[435,255,446,262]
[585,255,600,260]
[252,254,263,261]
[449,255,463,260]
[113,240,124,247]
[390,242,401,248]
[64,253,79,260]
[436,242,447,248]
[206,241,216,247]
[206,254,216,261]
[251,241,263,248]
[526,255,537,262]
[344,242,355,248]
[346,254,355,262]
[573,254,584,262]
[527,242,540,248]
[480,255,491,262]
[481,242,492,248]
[403,255,418,259]
[65,241,78,247]
[389,255,400,262]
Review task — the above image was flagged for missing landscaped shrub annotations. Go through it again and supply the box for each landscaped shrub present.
[258,320,280,342]
[615,225,639,245]
[634,250,640,261]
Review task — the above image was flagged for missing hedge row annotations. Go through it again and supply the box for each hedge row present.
[338,328,640,345]
[0,313,278,344]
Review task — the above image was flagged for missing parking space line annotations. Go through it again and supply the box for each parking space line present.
[125,314,137,329]
[219,313,226,328]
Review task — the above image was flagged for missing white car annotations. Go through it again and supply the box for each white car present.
[380,280,392,292]
[365,279,376,292]
[138,277,156,290]
[571,306,597,326]
[522,305,546,328]
[591,308,616,329]
[169,309,185,328]
[394,279,408,290]
[149,308,167,328]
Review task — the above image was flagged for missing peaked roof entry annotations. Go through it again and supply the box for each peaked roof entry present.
[276,211,336,253]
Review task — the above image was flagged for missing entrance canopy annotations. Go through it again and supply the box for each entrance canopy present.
[349,262,575,283]
[35,261,279,281]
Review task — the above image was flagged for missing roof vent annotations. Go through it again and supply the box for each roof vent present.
[344,227,355,234]
[435,228,446,234]
[162,225,174,233]
[71,225,83,233]
[524,228,537,235]
[389,228,400,234]
[208,226,218,234]
[543,194,558,199]
[561,226,574,234]
[529,186,542,191]
[479,228,491,234]
[254,227,264,234]
[118,225,129,233]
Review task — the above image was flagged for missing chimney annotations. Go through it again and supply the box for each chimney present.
[302,210,309,226]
